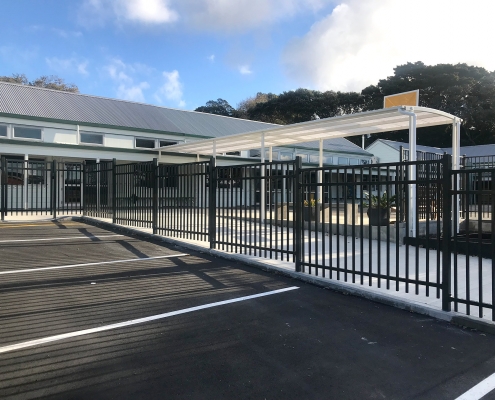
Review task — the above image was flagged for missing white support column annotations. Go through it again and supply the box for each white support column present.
[408,114,417,237]
[452,120,461,233]
[399,108,417,237]
[260,133,265,223]
[23,154,28,211]
[212,141,217,160]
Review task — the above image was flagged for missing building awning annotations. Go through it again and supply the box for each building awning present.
[156,106,459,156]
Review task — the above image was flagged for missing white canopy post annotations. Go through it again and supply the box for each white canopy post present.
[212,140,217,159]
[452,119,461,233]
[260,133,265,223]
[399,107,417,237]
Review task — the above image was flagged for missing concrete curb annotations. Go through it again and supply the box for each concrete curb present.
[79,216,495,335]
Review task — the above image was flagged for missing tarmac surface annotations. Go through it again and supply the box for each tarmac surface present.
[1,220,495,399]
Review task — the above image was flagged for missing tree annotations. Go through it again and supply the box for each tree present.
[361,62,495,146]
[0,73,79,93]
[195,98,237,117]
[236,92,278,119]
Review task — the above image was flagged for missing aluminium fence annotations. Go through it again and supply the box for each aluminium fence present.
[1,157,83,219]
[81,155,495,321]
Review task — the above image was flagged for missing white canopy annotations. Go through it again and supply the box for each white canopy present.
[156,106,460,156]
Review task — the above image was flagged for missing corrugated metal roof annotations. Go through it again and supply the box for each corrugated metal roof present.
[0,82,277,137]
[0,82,369,155]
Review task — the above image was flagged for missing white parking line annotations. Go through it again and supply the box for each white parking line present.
[455,372,495,399]
[0,286,299,354]
[0,253,189,275]
[0,234,124,243]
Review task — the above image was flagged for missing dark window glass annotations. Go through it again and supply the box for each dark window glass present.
[80,132,103,145]
[0,125,6,136]
[14,126,42,140]
[136,138,156,148]
[159,140,176,147]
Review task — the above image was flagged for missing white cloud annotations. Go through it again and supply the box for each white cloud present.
[208,54,215,62]
[178,0,327,32]
[117,81,150,102]
[104,58,152,102]
[283,0,495,92]
[155,70,185,107]
[79,0,178,26]
[239,65,252,75]
[46,57,89,75]
[79,0,327,31]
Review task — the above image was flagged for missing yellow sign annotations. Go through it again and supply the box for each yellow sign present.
[383,90,419,108]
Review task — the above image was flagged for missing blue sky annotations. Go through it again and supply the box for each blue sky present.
[0,0,491,111]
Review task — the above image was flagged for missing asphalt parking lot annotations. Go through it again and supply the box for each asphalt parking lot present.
[1,220,495,399]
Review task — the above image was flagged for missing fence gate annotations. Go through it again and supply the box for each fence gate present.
[1,157,83,219]
[212,160,298,261]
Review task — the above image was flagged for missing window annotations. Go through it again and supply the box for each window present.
[280,152,293,161]
[309,155,319,163]
[80,132,103,145]
[226,151,241,156]
[349,158,359,165]
[14,126,41,140]
[264,151,279,160]
[296,153,308,162]
[159,140,177,147]
[338,157,348,165]
[136,138,156,148]
[0,125,6,137]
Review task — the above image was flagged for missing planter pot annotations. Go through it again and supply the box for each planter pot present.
[367,207,390,226]
[303,207,316,221]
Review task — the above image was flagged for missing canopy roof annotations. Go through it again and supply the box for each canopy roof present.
[158,106,459,156]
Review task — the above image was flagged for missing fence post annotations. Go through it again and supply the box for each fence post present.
[208,156,217,249]
[112,159,117,224]
[0,157,5,221]
[51,160,57,219]
[152,158,158,234]
[82,161,86,216]
[294,156,302,272]
[441,154,452,311]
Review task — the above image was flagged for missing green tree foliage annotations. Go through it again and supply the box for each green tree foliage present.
[361,62,495,146]
[194,98,237,117]
[0,73,79,93]
[245,88,365,125]
[236,92,278,119]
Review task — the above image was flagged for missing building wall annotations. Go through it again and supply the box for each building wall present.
[365,141,400,164]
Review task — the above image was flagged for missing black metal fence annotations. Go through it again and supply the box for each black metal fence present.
[452,168,495,319]
[4,154,490,321]
[213,160,297,261]
[298,158,449,306]
[0,157,83,219]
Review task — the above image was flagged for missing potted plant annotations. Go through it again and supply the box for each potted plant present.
[303,198,318,221]
[363,191,396,226]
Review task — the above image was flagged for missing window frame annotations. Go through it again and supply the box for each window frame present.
[80,132,104,146]
[13,125,43,141]
[0,125,7,137]
[135,137,157,149]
